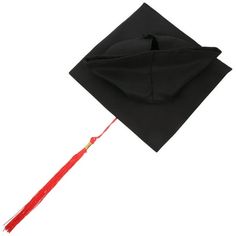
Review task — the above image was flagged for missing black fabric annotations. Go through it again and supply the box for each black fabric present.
[69,3,231,152]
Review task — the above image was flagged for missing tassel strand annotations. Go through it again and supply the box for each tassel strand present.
[4,117,117,233]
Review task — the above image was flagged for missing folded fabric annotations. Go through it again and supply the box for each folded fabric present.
[70,3,232,151]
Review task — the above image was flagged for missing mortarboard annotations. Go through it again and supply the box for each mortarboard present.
[4,3,231,233]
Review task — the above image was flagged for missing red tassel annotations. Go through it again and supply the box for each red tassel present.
[4,117,117,233]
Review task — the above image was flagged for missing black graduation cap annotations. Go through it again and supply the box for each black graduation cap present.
[4,3,231,233]
[69,3,231,152]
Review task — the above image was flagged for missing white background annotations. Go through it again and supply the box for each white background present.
[0,1,235,235]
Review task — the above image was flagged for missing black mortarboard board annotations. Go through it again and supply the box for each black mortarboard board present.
[4,3,231,233]
[69,3,231,152]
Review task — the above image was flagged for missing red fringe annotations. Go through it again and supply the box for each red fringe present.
[4,147,87,233]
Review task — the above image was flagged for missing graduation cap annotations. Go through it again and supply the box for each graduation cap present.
[4,3,231,233]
